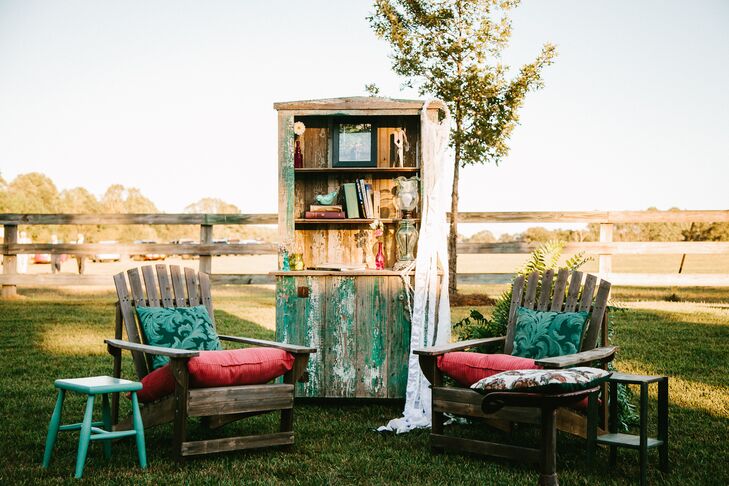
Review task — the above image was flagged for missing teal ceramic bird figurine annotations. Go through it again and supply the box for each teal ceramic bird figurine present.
[315,188,339,205]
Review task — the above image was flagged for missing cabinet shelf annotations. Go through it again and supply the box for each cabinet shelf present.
[295,218,419,225]
[294,167,419,178]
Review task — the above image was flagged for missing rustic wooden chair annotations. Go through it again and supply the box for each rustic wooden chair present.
[105,264,315,458]
[415,270,616,463]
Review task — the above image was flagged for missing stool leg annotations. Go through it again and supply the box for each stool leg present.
[74,394,95,479]
[102,393,112,460]
[42,390,65,468]
[639,383,648,486]
[131,392,147,469]
[658,378,669,473]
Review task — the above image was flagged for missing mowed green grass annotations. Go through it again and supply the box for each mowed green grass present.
[1,286,728,485]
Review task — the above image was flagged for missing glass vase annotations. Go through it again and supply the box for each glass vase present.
[396,220,418,263]
[375,241,385,270]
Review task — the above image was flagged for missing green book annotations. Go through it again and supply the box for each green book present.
[343,183,360,219]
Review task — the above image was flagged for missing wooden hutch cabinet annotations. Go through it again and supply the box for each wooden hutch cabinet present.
[272,97,443,399]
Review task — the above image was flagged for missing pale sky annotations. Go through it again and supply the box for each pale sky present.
[1,1,727,236]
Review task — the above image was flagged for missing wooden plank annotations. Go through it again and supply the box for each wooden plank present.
[273,96,440,111]
[126,269,146,306]
[430,434,541,464]
[112,273,149,378]
[523,272,539,309]
[185,267,200,306]
[537,269,554,311]
[1,224,17,298]
[503,275,525,354]
[0,213,278,225]
[578,274,597,312]
[535,346,617,368]
[187,384,293,417]
[550,268,569,311]
[455,241,729,255]
[170,265,186,307]
[295,167,419,175]
[582,280,611,351]
[199,271,214,326]
[432,388,541,424]
[278,110,295,253]
[296,276,325,397]
[141,266,160,307]
[323,276,357,397]
[180,432,294,456]
[413,336,506,356]
[1,242,278,256]
[199,224,213,275]
[564,271,583,312]
[598,223,614,274]
[155,264,174,308]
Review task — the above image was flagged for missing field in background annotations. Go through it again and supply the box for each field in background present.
[20,253,729,278]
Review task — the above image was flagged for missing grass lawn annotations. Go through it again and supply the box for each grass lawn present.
[1,285,728,485]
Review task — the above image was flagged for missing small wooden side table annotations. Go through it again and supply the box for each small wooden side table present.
[591,372,669,486]
[42,376,147,479]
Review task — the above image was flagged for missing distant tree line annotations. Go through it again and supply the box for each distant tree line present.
[462,207,729,243]
[0,172,276,243]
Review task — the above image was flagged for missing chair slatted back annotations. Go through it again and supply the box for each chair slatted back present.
[503,270,611,355]
[113,265,215,379]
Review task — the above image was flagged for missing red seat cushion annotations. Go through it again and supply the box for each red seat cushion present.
[436,352,542,387]
[136,347,295,403]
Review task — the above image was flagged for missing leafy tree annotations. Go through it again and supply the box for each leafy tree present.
[464,229,495,243]
[369,0,556,293]
[185,198,240,214]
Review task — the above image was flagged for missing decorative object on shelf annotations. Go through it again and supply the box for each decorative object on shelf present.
[333,118,377,167]
[393,176,420,271]
[293,121,306,168]
[279,241,292,271]
[393,176,420,216]
[314,188,339,205]
[290,253,304,271]
[393,128,409,167]
[370,219,385,270]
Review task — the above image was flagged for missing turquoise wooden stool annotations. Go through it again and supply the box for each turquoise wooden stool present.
[42,376,147,479]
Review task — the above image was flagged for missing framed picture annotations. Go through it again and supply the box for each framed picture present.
[332,118,377,167]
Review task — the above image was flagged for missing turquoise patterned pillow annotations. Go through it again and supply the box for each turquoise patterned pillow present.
[511,307,588,360]
[136,305,222,369]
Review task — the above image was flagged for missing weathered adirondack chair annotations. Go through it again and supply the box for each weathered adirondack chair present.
[415,270,616,458]
[105,264,315,458]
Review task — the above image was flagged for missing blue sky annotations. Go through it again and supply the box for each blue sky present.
[1,1,727,235]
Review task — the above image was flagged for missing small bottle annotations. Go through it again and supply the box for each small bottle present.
[294,140,303,168]
[375,242,385,270]
[281,250,290,271]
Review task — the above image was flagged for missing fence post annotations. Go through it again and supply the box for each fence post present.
[598,223,613,277]
[2,224,18,298]
[199,224,213,275]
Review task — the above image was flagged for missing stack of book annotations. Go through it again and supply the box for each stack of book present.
[342,179,380,219]
[304,204,345,219]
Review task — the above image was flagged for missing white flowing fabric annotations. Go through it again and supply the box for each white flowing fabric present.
[378,100,452,433]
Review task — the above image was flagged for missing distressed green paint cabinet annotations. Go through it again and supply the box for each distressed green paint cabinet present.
[274,272,411,398]
[273,97,444,399]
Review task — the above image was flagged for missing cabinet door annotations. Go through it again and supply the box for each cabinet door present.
[387,278,411,398]
[275,276,325,397]
[355,277,390,398]
[322,276,357,397]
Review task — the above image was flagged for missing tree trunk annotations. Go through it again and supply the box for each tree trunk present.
[448,144,460,296]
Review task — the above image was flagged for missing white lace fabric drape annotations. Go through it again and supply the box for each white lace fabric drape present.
[379,100,452,433]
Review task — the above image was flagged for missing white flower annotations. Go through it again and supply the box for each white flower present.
[293,121,306,136]
[369,219,381,230]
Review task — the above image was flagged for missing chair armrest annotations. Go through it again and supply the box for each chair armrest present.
[218,335,316,354]
[535,346,618,369]
[105,339,199,358]
[413,336,506,356]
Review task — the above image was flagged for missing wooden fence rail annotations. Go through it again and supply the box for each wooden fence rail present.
[2,210,729,296]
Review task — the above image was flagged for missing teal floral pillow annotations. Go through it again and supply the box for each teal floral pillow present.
[511,307,589,360]
[136,305,222,369]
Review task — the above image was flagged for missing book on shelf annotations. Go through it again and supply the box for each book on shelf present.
[315,262,367,271]
[310,204,343,212]
[342,183,360,219]
[365,183,375,219]
[304,211,345,219]
[355,180,366,217]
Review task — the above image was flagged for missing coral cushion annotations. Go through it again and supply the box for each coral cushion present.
[136,347,295,403]
[437,352,542,387]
